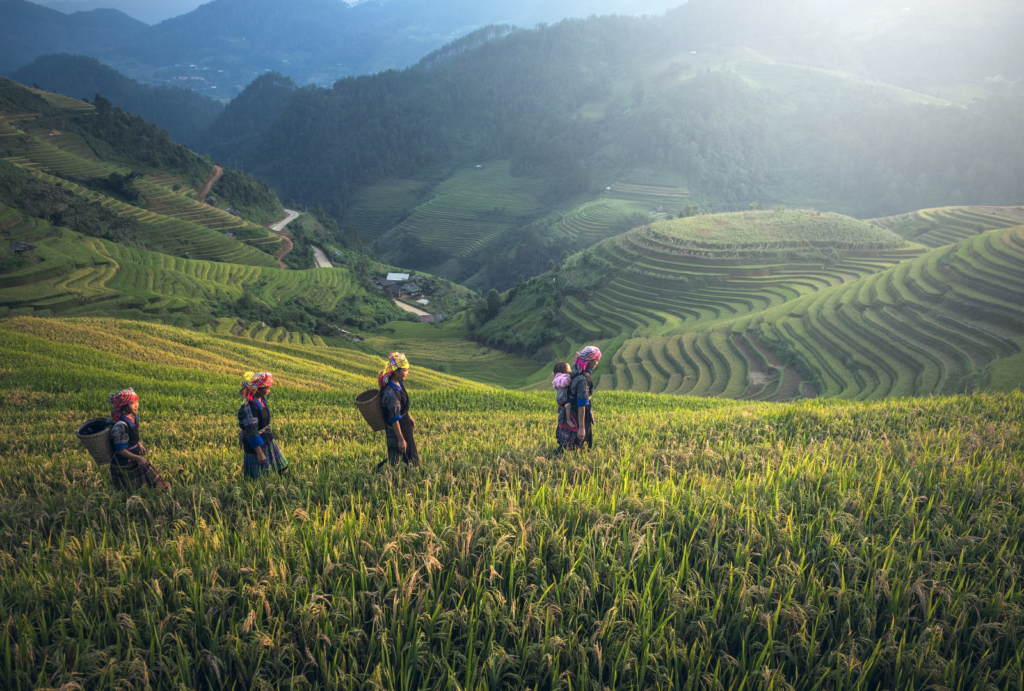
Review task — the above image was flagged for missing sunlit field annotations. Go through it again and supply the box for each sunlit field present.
[1,317,1022,689]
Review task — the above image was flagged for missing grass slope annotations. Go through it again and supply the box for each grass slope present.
[1,114,283,267]
[0,205,366,331]
[0,316,1022,689]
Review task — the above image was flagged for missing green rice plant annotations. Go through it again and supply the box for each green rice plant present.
[2,315,1021,689]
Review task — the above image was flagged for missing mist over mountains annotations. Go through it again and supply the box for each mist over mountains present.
[2,0,683,97]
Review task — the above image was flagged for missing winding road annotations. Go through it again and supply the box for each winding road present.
[271,209,301,232]
[312,246,334,269]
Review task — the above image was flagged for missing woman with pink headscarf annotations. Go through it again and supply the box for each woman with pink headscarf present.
[556,346,602,453]
[107,387,169,492]
[237,371,289,479]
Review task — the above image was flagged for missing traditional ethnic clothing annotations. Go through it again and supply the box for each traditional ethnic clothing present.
[240,371,274,401]
[108,387,139,423]
[378,380,419,469]
[557,347,601,452]
[238,396,288,479]
[108,412,169,491]
[378,352,409,387]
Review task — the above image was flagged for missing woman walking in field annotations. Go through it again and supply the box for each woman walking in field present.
[556,346,602,453]
[376,352,419,471]
[108,388,170,491]
[238,371,289,479]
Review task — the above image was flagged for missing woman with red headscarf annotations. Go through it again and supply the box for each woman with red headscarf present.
[556,346,602,453]
[237,371,289,479]
[107,387,169,491]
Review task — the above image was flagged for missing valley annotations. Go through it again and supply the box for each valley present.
[0,2,1022,688]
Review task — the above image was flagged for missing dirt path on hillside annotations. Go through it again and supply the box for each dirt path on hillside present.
[276,235,293,269]
[197,165,223,201]
[394,300,430,316]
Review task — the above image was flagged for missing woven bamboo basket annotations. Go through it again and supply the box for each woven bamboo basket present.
[354,389,387,432]
[76,417,113,465]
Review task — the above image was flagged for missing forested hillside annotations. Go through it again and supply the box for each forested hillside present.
[0,0,681,95]
[11,54,224,149]
[0,77,414,337]
[199,2,1024,289]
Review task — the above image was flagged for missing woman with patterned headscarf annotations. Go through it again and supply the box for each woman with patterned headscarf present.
[376,352,419,471]
[237,371,289,479]
[556,346,602,453]
[107,387,170,491]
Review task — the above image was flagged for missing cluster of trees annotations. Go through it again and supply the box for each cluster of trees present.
[0,159,147,248]
[210,168,283,225]
[70,171,145,207]
[27,93,213,188]
[193,9,1024,294]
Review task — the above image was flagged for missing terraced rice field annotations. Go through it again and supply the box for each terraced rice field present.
[364,313,543,387]
[0,204,364,323]
[1,112,283,266]
[603,225,1024,400]
[549,212,931,396]
[344,179,428,235]
[552,198,648,245]
[869,205,1024,248]
[605,180,690,212]
[389,162,546,258]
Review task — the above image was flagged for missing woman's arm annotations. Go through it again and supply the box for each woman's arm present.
[393,421,407,453]
[116,448,148,463]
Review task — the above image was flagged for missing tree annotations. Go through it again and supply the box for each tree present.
[486,288,501,318]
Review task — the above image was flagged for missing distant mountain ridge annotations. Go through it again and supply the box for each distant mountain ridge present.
[11,54,223,149]
[1,0,683,97]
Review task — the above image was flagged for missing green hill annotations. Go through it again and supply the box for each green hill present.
[203,11,1024,290]
[1,315,1022,688]
[475,210,1024,399]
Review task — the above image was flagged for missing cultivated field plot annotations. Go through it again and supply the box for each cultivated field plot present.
[364,313,543,387]
[390,162,547,258]
[600,224,1024,400]
[343,179,428,235]
[2,119,283,267]
[558,212,918,374]
[0,316,1022,689]
[0,211,364,323]
[869,205,1024,248]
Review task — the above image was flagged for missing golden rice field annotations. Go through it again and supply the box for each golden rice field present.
[1,316,1022,690]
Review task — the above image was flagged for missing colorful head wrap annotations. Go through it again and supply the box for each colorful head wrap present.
[108,387,139,422]
[378,352,410,387]
[574,345,602,372]
[240,371,274,401]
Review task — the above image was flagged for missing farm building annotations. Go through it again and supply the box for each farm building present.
[9,241,36,255]
[386,272,410,281]
[402,282,419,294]
[420,314,445,323]
[205,196,217,206]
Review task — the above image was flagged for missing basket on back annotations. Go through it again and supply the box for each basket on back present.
[76,418,113,465]
[354,389,387,432]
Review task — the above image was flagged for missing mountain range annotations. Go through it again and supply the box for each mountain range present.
[1,0,683,97]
